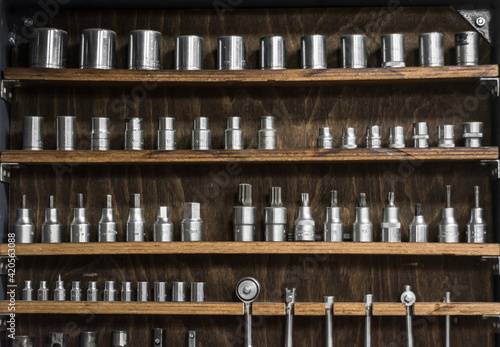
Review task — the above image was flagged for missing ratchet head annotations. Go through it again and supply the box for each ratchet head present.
[236,277,261,303]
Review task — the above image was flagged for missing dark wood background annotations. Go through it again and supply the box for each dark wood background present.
[7,6,496,346]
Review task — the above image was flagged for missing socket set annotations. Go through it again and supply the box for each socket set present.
[30,28,479,69]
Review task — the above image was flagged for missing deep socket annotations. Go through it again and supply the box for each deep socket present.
[23,116,44,150]
[48,332,68,347]
[192,117,211,150]
[14,195,35,243]
[56,116,76,150]
[157,117,177,150]
[225,117,244,150]
[121,282,133,302]
[38,281,49,301]
[324,296,334,347]
[112,331,129,347]
[419,32,444,67]
[438,125,455,147]
[175,35,204,70]
[342,127,357,149]
[91,117,110,150]
[260,36,286,70]
[128,30,161,70]
[104,281,116,301]
[187,331,199,347]
[381,192,402,242]
[80,332,98,347]
[98,195,118,242]
[301,35,327,69]
[218,36,246,70]
[71,281,82,301]
[181,202,204,241]
[353,193,373,242]
[324,190,343,242]
[412,122,429,148]
[127,194,145,242]
[154,206,174,242]
[389,126,405,148]
[366,126,382,149]
[137,281,149,302]
[342,35,367,69]
[7,336,33,347]
[124,117,144,150]
[258,116,277,150]
[294,193,315,241]
[264,187,287,242]
[439,185,459,243]
[317,127,334,149]
[463,122,483,147]
[154,282,167,302]
[456,31,478,66]
[80,29,116,69]
[191,282,206,302]
[22,280,34,301]
[172,282,187,302]
[54,274,66,301]
[152,328,166,347]
[466,186,487,243]
[381,34,405,68]
[29,28,67,68]
[87,281,98,301]
[234,183,256,241]
[42,196,62,243]
[70,193,91,243]
[408,204,428,242]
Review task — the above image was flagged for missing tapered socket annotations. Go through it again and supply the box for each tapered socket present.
[22,280,34,301]
[14,195,35,243]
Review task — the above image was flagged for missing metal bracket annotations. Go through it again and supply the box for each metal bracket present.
[480,160,500,180]
[0,79,22,103]
[0,163,20,184]
[454,6,492,45]
[482,315,500,333]
[480,78,499,98]
[481,256,500,275]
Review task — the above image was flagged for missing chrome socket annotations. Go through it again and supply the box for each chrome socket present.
[121,282,133,302]
[258,116,277,150]
[260,36,286,70]
[29,28,67,69]
[154,282,167,302]
[225,117,244,150]
[98,195,118,242]
[438,125,455,148]
[87,281,98,301]
[71,281,82,302]
[218,36,246,70]
[41,196,62,243]
[48,332,68,347]
[264,187,287,242]
[381,192,402,242]
[192,117,211,150]
[80,332,98,347]
[70,193,91,243]
[412,122,429,148]
[389,126,405,148]
[127,194,145,242]
[56,116,76,150]
[22,280,34,301]
[124,117,144,150]
[301,35,327,69]
[154,206,174,242]
[80,29,116,69]
[137,281,149,302]
[294,193,316,241]
[91,117,110,151]
[439,185,459,243]
[172,282,187,302]
[181,202,204,241]
[466,186,487,243]
[324,190,343,242]
[463,122,483,147]
[366,126,382,149]
[14,195,35,244]
[419,32,444,67]
[342,127,357,149]
[353,193,373,242]
[104,281,116,301]
[175,35,204,70]
[23,116,44,150]
[408,204,428,242]
[456,31,478,66]
[112,331,130,347]
[191,282,206,302]
[317,127,334,149]
[128,30,161,70]
[342,35,367,69]
[54,275,66,301]
[234,183,256,242]
[157,117,177,151]
[381,34,405,68]
[187,331,199,347]
[38,281,49,301]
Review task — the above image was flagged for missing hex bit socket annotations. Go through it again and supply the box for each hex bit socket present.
[98,195,118,242]
[14,195,35,244]
[233,183,256,241]
[353,193,373,242]
[22,280,34,301]
[126,194,145,242]
[42,196,62,243]
[408,204,428,242]
[70,193,91,243]
[154,206,174,242]
[294,193,315,241]
[466,186,487,243]
[439,185,459,243]
[181,202,204,241]
[54,274,66,301]
[323,191,343,242]
[265,187,287,241]
[381,192,402,242]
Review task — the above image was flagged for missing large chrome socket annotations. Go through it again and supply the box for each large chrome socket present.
[48,332,68,347]
[80,332,98,347]
[258,116,277,149]
[225,117,244,150]
[172,282,187,302]
[381,34,405,68]
[181,202,204,241]
[456,32,478,66]
[29,28,67,69]
[124,117,144,150]
[91,117,110,150]
[87,281,98,301]
[56,116,76,150]
[218,36,246,70]
[126,194,145,242]
[342,35,367,69]
[71,281,82,301]
[157,117,177,150]
[463,122,483,147]
[389,126,405,148]
[438,125,455,148]
[175,35,204,70]
[154,206,174,242]
[80,29,116,69]
[98,195,118,242]
[301,35,327,69]
[412,122,429,148]
[317,127,333,149]
[128,30,161,70]
[342,127,357,149]
[366,126,382,149]
[41,196,62,243]
[14,195,35,244]
[260,36,286,70]
[419,32,444,67]
[23,116,44,150]
[154,282,167,302]
[121,282,133,302]
[137,281,149,302]
[70,193,91,243]
[112,331,130,347]
[191,282,206,302]
[192,117,211,150]
[264,187,287,242]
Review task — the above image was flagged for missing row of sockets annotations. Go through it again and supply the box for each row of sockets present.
[14,184,486,244]
[30,28,479,70]
[22,115,484,151]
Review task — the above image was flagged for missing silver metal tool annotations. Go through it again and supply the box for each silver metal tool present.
[23,116,44,150]
[87,281,98,301]
[419,32,444,67]
[463,122,483,147]
[439,185,459,243]
[285,288,296,347]
[80,29,116,69]
[317,127,334,149]
[381,34,405,68]
[137,281,149,302]
[353,193,373,242]
[234,183,256,242]
[187,331,199,347]
[56,116,76,150]
[128,30,161,70]
[294,193,315,241]
[154,206,174,242]
[236,277,261,347]
[389,126,405,148]
[260,36,286,70]
[121,282,133,302]
[225,117,244,150]
[181,202,204,241]
[22,280,34,301]
[467,186,487,243]
[112,330,129,347]
[401,285,416,347]
[191,282,206,302]
[325,296,334,347]
[70,193,91,243]
[7,336,33,347]
[258,116,277,150]
[14,195,35,244]
[412,122,429,148]
[175,35,204,70]
[366,126,381,149]
[301,35,327,69]
[29,28,67,69]
[42,196,62,243]
[80,331,98,347]
[364,294,373,347]
[71,281,82,301]
[218,36,246,70]
[381,192,402,242]
[38,281,49,301]
[265,187,287,242]
[342,127,357,149]
[324,190,343,242]
[456,31,478,66]
[104,281,116,301]
[154,282,167,302]
[409,204,428,243]
[127,194,145,242]
[342,35,367,69]
[438,125,455,148]
[91,117,110,150]
[157,117,177,150]
[124,117,144,150]
[54,274,66,301]
[192,117,211,150]
[48,332,68,347]
[152,328,165,347]
[172,282,187,302]
[98,195,118,242]
[443,292,451,347]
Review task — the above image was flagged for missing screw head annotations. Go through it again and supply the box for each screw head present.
[476,17,486,27]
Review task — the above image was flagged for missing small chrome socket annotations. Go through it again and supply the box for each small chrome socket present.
[260,36,286,70]
[192,117,211,150]
[124,117,144,150]
[342,35,367,69]
[225,117,244,150]
[91,117,110,151]
[412,122,429,148]
[438,125,455,148]
[175,35,204,70]
[381,34,405,68]
[317,127,333,149]
[342,127,357,149]
[157,117,177,150]
[366,126,382,149]
[389,126,405,148]
[301,35,327,69]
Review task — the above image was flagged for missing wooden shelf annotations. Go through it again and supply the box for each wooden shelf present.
[2,242,498,256]
[4,66,498,87]
[1,148,497,165]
